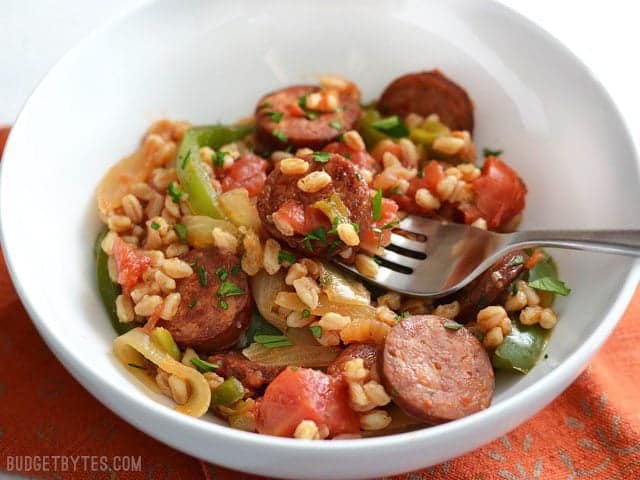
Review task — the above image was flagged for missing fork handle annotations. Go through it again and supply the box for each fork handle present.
[509,229,640,256]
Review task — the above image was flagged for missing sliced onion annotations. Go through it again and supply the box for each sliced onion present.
[113,328,211,417]
[242,343,341,367]
[250,270,288,331]
[319,264,371,306]
[218,188,261,230]
[182,215,238,248]
[312,294,377,320]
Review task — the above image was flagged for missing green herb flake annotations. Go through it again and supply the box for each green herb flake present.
[354,172,363,182]
[508,255,525,267]
[278,250,297,265]
[306,111,319,120]
[180,150,191,169]
[417,168,424,179]
[303,226,328,252]
[310,325,323,338]
[443,321,463,331]
[395,311,410,322]
[390,387,399,398]
[273,129,288,143]
[231,264,241,275]
[312,151,331,163]
[218,281,245,297]
[266,111,284,123]
[372,188,383,221]
[510,282,518,296]
[188,300,198,309]
[254,334,294,349]
[150,221,161,231]
[213,150,228,168]
[174,223,187,243]
[127,362,147,370]
[190,357,219,373]
[483,148,503,157]
[219,299,229,310]
[216,267,228,281]
[301,309,310,318]
[167,182,183,204]
[258,101,273,110]
[197,266,207,287]
[381,220,400,230]
[329,120,342,130]
[476,295,489,309]
[528,277,571,296]
[370,115,409,138]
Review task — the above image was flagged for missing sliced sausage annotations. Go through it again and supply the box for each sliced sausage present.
[254,85,361,151]
[257,152,371,257]
[158,247,252,353]
[443,250,528,323]
[327,343,380,382]
[383,315,494,423]
[378,70,474,133]
[207,351,284,396]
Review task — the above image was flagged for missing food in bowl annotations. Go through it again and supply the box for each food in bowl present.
[95,71,570,439]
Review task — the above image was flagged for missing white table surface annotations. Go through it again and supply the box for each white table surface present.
[2,0,639,153]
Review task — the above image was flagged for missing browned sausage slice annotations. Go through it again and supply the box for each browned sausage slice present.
[257,152,371,257]
[383,315,494,423]
[207,351,284,396]
[158,247,252,353]
[327,343,381,382]
[254,85,361,151]
[444,250,528,323]
[378,70,474,133]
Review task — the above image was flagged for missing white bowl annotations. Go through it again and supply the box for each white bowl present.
[1,0,639,478]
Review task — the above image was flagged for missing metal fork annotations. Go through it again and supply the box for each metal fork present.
[335,216,640,298]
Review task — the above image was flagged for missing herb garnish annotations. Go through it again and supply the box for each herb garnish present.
[231,264,241,275]
[215,267,228,281]
[278,250,296,265]
[273,129,288,142]
[372,188,383,221]
[150,221,160,230]
[395,311,410,322]
[127,362,147,370]
[354,172,362,182]
[297,94,319,120]
[303,226,328,251]
[310,325,322,338]
[483,148,503,157]
[190,357,219,373]
[528,277,571,296]
[167,182,183,204]
[390,387,399,398]
[266,111,284,123]
[312,151,330,163]
[443,321,463,330]
[380,220,400,230]
[197,266,207,287]
[174,223,187,243]
[219,299,229,310]
[329,120,342,130]
[254,334,294,349]
[370,115,409,138]
[188,300,198,309]
[180,150,191,169]
[301,309,310,318]
[508,255,525,267]
[258,101,273,110]
[218,281,245,297]
[213,150,228,168]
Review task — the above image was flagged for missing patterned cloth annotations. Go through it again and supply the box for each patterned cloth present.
[1,127,639,479]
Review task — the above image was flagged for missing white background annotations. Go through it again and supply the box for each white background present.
[1,0,639,153]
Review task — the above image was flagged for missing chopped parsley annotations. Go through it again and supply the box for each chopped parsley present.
[372,188,383,221]
[417,168,424,179]
[483,148,503,157]
[213,150,228,168]
[390,387,399,398]
[215,267,228,281]
[173,223,187,243]
[180,150,191,169]
[510,282,518,296]
[150,221,160,230]
[188,299,198,309]
[528,277,571,296]
[231,264,241,275]
[301,309,310,318]
[190,357,219,373]
[297,94,319,120]
[508,255,525,267]
[219,299,229,310]
[312,151,331,163]
[127,362,147,370]
[370,115,409,138]
[278,250,297,265]
[380,220,400,230]
[476,295,489,309]
[197,266,207,287]
[443,320,463,330]
[254,334,293,349]
[329,120,342,130]
[218,281,245,297]
[310,325,323,338]
[395,311,410,322]
[303,226,328,251]
[354,172,362,182]
[273,129,288,142]
[266,111,284,123]
[258,101,273,110]
[167,182,183,204]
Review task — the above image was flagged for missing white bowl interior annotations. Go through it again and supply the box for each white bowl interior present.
[1,0,639,478]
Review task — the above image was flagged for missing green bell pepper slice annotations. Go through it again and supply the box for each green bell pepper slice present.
[492,319,550,374]
[358,109,390,147]
[176,124,253,218]
[150,327,181,361]
[95,228,135,335]
[212,377,245,405]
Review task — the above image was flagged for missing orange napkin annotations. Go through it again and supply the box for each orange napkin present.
[1,126,639,479]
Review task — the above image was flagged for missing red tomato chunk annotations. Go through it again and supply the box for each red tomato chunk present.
[112,237,151,294]
[256,367,360,438]
[220,153,268,197]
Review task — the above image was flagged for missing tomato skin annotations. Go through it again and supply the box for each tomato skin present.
[275,200,306,234]
[361,198,399,252]
[390,160,446,214]
[220,153,268,197]
[256,367,360,438]
[323,142,377,172]
[303,206,331,234]
[472,157,526,229]
[112,237,151,294]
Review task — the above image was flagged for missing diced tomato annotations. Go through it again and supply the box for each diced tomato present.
[274,200,306,234]
[303,206,331,234]
[286,102,305,117]
[219,153,268,197]
[323,142,378,173]
[525,248,546,270]
[371,139,403,164]
[389,160,446,214]
[472,157,526,229]
[112,237,151,294]
[361,198,399,252]
[256,367,360,438]
[142,303,163,333]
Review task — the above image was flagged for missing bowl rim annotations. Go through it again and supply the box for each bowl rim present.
[1,0,639,471]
